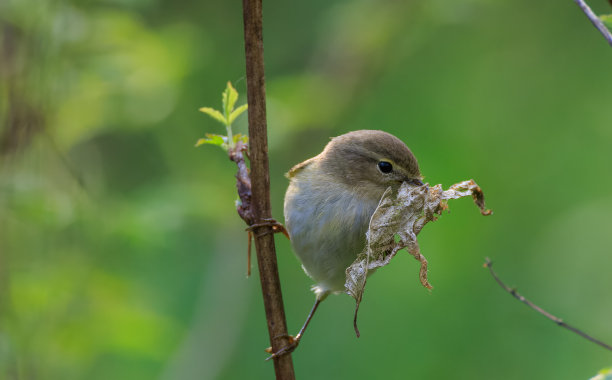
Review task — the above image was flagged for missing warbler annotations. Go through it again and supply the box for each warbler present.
[276,130,423,356]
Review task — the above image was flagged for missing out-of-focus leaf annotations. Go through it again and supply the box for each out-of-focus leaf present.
[232,133,248,145]
[591,367,612,380]
[601,14,612,30]
[195,133,227,148]
[345,180,492,331]
[228,104,248,124]
[222,81,239,120]
[199,107,227,125]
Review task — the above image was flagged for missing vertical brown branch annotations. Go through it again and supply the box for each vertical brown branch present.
[1,23,43,157]
[242,0,296,379]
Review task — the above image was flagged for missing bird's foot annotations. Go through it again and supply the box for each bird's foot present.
[246,218,290,239]
[264,334,301,361]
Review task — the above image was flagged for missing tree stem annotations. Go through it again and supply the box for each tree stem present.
[242,1,296,379]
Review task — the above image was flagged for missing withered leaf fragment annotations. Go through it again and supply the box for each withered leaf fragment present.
[345,179,491,336]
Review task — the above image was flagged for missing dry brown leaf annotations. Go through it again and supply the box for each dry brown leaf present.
[345,179,492,336]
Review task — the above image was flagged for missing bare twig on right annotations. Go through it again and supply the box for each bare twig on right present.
[574,0,612,46]
[484,258,612,352]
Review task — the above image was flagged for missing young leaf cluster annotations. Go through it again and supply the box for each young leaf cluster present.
[197,81,248,151]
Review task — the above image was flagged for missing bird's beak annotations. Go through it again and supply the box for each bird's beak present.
[406,178,424,187]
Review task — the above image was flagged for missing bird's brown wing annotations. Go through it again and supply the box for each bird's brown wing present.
[286,155,319,178]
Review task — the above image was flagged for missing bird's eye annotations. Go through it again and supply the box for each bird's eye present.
[378,161,393,174]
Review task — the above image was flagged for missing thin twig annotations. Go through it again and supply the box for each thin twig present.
[242,0,296,379]
[574,0,612,47]
[484,258,612,352]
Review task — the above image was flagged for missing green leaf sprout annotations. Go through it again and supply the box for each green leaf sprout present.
[197,81,248,151]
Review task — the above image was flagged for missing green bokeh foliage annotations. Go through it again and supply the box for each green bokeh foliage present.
[1,0,612,379]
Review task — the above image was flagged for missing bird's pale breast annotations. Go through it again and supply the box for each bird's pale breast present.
[284,166,381,297]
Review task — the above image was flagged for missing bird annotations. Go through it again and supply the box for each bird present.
[275,129,424,357]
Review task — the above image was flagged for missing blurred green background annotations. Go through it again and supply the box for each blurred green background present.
[1,0,612,379]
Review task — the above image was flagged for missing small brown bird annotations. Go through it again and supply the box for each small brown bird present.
[276,130,423,356]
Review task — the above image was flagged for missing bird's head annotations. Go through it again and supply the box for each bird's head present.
[319,130,423,199]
